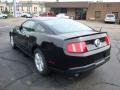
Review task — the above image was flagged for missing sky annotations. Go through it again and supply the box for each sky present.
[1,0,120,2]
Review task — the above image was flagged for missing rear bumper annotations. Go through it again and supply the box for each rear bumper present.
[64,55,110,74]
[104,20,115,23]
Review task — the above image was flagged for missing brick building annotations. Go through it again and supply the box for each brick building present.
[45,2,120,21]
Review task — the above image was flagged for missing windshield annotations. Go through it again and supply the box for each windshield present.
[43,19,92,34]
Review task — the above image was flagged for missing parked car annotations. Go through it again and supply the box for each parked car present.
[56,13,69,19]
[33,14,39,17]
[104,14,116,23]
[21,13,32,18]
[0,12,8,19]
[9,17,111,75]
[40,12,55,17]
[16,12,22,17]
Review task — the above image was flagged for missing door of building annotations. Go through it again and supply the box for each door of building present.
[75,8,87,20]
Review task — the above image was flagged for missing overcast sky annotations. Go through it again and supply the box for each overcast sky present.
[1,0,120,2]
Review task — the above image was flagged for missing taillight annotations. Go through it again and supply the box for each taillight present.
[66,41,88,53]
[105,35,110,45]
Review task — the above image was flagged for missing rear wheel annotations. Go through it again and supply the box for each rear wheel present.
[3,16,7,19]
[34,49,50,75]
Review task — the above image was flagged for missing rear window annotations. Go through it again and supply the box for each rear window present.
[107,15,114,17]
[43,19,92,34]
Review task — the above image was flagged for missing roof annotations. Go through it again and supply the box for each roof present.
[45,1,120,8]
[45,2,90,8]
[19,1,41,4]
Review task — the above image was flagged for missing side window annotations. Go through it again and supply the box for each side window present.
[35,24,46,33]
[22,20,35,31]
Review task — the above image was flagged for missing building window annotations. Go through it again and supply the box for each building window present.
[21,6,24,11]
[27,7,30,12]
[51,8,67,15]
[95,11,101,18]
[75,8,87,20]
[17,7,19,11]
[34,7,37,12]
[112,12,118,19]
[0,6,3,11]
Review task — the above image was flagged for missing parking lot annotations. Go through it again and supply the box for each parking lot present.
[0,18,120,90]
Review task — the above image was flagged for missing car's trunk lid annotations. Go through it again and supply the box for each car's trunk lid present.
[62,31,110,56]
[59,30,98,40]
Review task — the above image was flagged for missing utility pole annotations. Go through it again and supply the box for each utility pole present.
[13,0,16,17]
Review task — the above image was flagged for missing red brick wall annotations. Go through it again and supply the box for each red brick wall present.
[86,3,120,21]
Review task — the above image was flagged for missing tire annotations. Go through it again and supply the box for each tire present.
[113,22,115,24]
[3,16,7,19]
[34,49,50,75]
[10,36,16,49]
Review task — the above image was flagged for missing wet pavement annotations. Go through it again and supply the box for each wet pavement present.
[0,19,120,90]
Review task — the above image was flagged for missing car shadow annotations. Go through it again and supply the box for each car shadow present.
[6,46,96,89]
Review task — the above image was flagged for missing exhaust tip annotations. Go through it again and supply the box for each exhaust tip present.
[74,74,79,77]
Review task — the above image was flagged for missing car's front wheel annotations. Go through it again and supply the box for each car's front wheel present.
[34,49,50,75]
[10,36,16,49]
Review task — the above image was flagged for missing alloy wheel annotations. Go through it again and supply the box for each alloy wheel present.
[35,53,44,72]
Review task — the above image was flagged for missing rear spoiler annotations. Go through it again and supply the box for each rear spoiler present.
[65,32,107,41]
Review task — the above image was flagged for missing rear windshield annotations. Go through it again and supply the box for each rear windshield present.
[43,19,92,34]
[107,15,114,17]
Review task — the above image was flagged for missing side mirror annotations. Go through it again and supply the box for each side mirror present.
[16,26,22,33]
[16,25,22,30]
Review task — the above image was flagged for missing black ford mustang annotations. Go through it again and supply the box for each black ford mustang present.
[9,17,111,75]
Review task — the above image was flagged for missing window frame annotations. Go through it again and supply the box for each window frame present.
[95,11,101,18]
[21,20,36,32]
[112,12,118,19]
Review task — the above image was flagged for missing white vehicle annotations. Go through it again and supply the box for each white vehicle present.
[0,12,8,19]
[16,12,22,17]
[56,13,69,19]
[21,13,32,18]
[104,14,116,23]
[33,14,39,17]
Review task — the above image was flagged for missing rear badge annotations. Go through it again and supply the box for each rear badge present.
[94,39,101,47]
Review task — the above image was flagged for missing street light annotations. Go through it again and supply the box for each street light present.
[13,0,16,17]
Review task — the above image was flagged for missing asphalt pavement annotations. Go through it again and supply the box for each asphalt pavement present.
[0,19,120,90]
